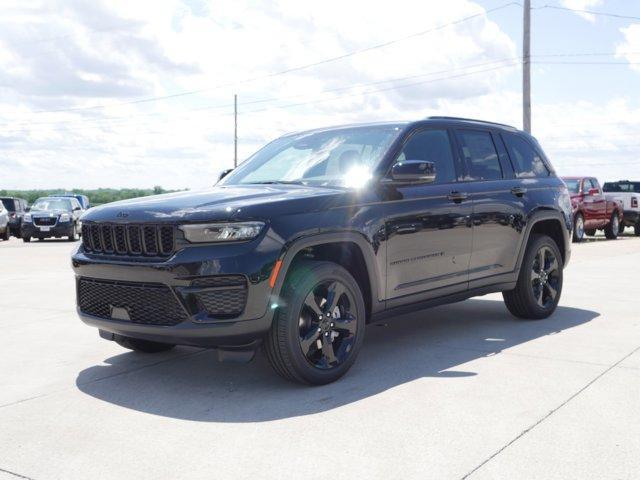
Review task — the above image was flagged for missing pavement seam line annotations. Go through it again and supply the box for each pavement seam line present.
[0,467,35,480]
[0,349,207,411]
[461,343,640,479]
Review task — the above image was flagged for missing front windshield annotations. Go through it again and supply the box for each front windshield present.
[221,125,403,188]
[31,198,72,211]
[563,179,581,194]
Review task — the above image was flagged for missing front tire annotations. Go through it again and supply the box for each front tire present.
[604,213,619,240]
[68,223,79,242]
[22,236,31,243]
[1,227,9,241]
[634,222,640,236]
[113,335,175,353]
[264,261,366,385]
[572,213,585,243]
[503,234,563,320]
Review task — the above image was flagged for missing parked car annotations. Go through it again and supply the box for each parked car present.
[0,196,29,237]
[58,193,91,210]
[22,196,83,242]
[561,176,622,242]
[0,201,9,241]
[602,180,640,235]
[73,117,572,385]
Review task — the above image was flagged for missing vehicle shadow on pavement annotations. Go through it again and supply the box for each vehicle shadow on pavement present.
[76,299,599,423]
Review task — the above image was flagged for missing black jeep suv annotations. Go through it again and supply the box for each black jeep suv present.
[73,117,572,385]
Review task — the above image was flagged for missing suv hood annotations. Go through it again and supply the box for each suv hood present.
[83,184,351,223]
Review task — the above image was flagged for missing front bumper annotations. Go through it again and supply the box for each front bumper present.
[22,221,73,238]
[72,234,283,348]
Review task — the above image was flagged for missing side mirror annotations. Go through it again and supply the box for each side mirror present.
[74,207,82,211]
[25,207,30,212]
[218,168,234,183]
[387,160,436,185]
[587,188,599,196]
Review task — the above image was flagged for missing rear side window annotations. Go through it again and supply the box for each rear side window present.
[502,133,549,178]
[456,130,502,181]
[604,182,640,193]
[396,129,457,184]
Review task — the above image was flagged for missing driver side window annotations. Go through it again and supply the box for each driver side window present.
[396,129,457,184]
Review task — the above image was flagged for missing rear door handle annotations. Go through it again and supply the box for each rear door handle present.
[511,187,527,197]
[447,191,468,203]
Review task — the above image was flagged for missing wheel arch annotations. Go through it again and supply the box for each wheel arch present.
[516,210,569,273]
[272,232,384,321]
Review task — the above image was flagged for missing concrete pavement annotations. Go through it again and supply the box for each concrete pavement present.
[0,235,638,479]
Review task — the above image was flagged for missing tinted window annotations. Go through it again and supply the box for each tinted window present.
[603,182,640,193]
[395,129,457,184]
[457,130,502,181]
[1,199,15,211]
[502,133,549,178]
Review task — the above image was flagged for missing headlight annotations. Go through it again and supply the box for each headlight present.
[23,213,32,222]
[180,222,265,243]
[59,213,71,222]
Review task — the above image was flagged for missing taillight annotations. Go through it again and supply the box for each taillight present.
[632,197,638,208]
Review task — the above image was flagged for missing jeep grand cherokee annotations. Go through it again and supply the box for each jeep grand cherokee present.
[72,117,572,385]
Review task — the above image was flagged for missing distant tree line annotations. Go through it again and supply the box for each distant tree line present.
[0,186,183,206]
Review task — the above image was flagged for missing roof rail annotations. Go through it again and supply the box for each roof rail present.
[426,116,517,130]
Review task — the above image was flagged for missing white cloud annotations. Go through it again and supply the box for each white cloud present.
[560,0,603,23]
[0,0,520,189]
[616,23,640,73]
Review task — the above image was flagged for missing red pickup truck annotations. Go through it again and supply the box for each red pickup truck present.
[562,177,623,242]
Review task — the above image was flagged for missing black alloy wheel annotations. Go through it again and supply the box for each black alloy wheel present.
[264,261,365,385]
[297,280,358,370]
[530,245,561,309]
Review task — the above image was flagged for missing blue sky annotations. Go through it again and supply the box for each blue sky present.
[0,0,639,189]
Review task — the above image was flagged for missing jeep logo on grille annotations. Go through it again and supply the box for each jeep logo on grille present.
[116,211,129,218]
[110,305,131,321]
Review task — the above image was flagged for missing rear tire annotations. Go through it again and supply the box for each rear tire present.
[264,261,366,385]
[572,213,585,243]
[604,213,619,240]
[1,228,9,241]
[584,229,596,237]
[114,335,175,353]
[503,234,563,320]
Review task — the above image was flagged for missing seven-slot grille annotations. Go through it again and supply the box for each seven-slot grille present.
[77,278,187,326]
[82,223,175,258]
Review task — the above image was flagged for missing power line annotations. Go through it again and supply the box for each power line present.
[534,4,640,21]
[24,2,521,116]
[0,58,521,134]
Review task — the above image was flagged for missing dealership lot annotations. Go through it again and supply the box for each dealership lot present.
[0,236,638,480]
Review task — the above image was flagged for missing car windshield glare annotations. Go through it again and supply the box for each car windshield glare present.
[220,125,403,188]
[31,199,72,211]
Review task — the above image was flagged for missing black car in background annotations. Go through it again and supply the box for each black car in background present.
[59,193,91,210]
[23,196,83,242]
[0,197,29,237]
[73,117,572,385]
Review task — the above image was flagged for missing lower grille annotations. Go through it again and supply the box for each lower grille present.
[77,278,187,326]
[191,276,248,318]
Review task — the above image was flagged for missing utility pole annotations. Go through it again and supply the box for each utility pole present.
[233,94,238,168]
[523,0,531,133]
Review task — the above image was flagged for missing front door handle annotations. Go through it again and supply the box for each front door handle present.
[511,187,527,197]
[447,191,468,203]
